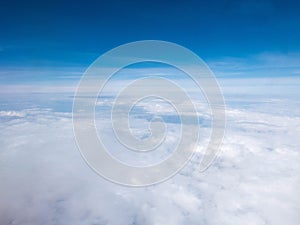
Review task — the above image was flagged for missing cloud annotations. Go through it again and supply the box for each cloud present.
[0,110,26,117]
[0,78,299,225]
[207,52,300,78]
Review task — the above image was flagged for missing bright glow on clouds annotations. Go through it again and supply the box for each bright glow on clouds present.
[0,76,299,224]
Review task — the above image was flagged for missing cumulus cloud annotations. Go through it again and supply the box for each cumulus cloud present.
[0,110,26,117]
[0,78,299,225]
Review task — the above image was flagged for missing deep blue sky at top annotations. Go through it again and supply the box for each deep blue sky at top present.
[0,0,300,75]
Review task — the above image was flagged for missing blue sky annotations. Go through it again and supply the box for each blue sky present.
[0,0,300,83]
[1,2,300,224]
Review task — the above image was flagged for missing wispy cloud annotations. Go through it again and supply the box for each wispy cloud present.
[207,52,300,77]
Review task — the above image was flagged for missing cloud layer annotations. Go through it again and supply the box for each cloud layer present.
[0,78,299,225]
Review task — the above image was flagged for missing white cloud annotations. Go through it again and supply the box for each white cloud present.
[0,78,299,225]
[0,110,26,117]
[207,52,300,77]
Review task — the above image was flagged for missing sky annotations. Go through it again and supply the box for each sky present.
[0,1,300,224]
[0,0,300,83]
